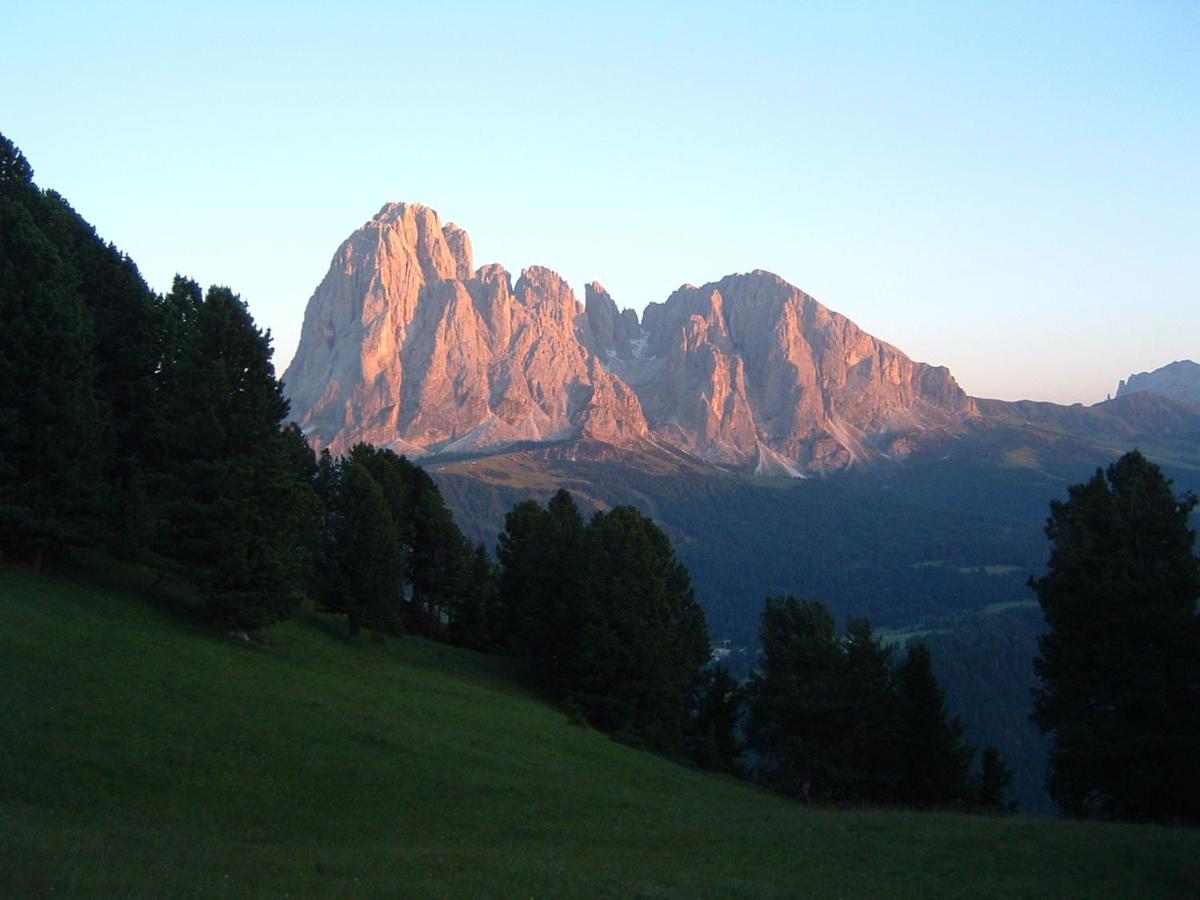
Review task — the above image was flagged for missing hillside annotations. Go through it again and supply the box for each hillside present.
[431,425,1200,816]
[3,566,1197,897]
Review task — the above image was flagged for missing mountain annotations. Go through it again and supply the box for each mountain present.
[1116,359,1200,406]
[282,202,1200,643]
[283,203,647,458]
[283,203,976,473]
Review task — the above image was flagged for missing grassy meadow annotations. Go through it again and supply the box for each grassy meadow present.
[1,565,1196,897]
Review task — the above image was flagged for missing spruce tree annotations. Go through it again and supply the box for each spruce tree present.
[745,596,851,801]
[495,499,552,651]
[567,505,710,753]
[153,283,308,631]
[840,617,905,802]
[689,665,745,775]
[971,746,1015,813]
[331,462,405,636]
[0,190,99,566]
[345,445,471,635]
[895,642,973,807]
[1031,450,1200,822]
[447,542,498,650]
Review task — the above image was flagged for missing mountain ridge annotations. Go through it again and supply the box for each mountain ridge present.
[1116,359,1200,406]
[284,203,978,473]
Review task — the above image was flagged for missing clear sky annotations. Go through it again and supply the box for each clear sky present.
[4,1,1197,404]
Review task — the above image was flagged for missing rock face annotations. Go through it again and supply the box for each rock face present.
[284,203,648,457]
[597,271,977,473]
[1116,360,1200,406]
[284,204,978,473]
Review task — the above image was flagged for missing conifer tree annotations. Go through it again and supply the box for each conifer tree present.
[747,601,971,806]
[515,489,587,686]
[1031,450,1200,822]
[840,617,905,801]
[447,542,498,650]
[895,642,973,806]
[330,461,405,636]
[0,181,99,567]
[407,467,471,635]
[345,444,472,635]
[689,665,745,775]
[1,135,168,560]
[153,283,308,630]
[971,746,1015,812]
[567,505,710,753]
[745,596,848,801]
[495,499,552,650]
[0,134,33,185]
[24,190,162,475]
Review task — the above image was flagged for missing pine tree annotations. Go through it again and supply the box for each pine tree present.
[1,134,167,562]
[689,665,745,775]
[895,642,973,807]
[1031,450,1200,822]
[406,467,471,635]
[746,597,974,807]
[510,489,587,686]
[447,542,498,650]
[345,445,471,636]
[25,191,161,465]
[331,462,405,636]
[566,506,711,753]
[840,617,905,802]
[0,185,99,567]
[495,499,552,651]
[744,596,846,801]
[153,283,308,631]
[971,746,1015,813]
[0,134,33,185]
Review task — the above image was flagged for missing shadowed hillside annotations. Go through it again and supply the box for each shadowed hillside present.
[3,565,1198,897]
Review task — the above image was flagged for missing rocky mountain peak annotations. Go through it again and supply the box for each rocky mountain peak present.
[284,204,980,473]
[442,222,473,280]
[584,281,642,360]
[1116,359,1200,406]
[283,205,651,456]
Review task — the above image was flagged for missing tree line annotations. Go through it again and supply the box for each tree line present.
[744,597,1012,809]
[1,132,312,631]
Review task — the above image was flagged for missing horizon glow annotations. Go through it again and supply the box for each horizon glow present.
[3,2,1196,405]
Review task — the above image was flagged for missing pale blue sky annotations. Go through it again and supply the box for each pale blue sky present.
[4,1,1197,403]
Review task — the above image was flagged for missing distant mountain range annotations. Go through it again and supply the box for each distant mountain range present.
[284,203,977,474]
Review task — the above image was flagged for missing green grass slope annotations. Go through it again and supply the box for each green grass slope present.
[2,567,1196,898]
